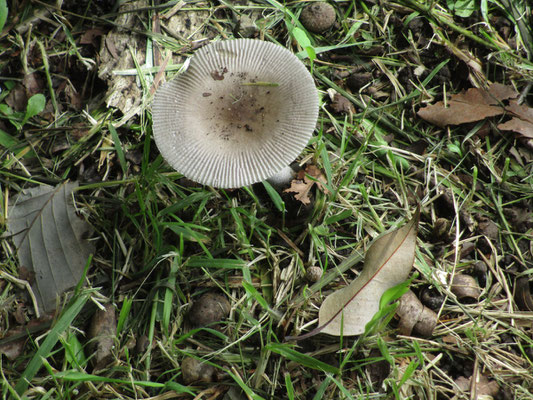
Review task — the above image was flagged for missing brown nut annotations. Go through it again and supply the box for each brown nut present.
[300,2,336,33]
[306,266,323,283]
[188,292,231,327]
[181,357,216,384]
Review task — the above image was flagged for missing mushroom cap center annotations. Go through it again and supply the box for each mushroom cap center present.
[191,72,284,152]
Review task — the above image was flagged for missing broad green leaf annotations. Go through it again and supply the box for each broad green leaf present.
[447,0,476,17]
[0,103,13,116]
[292,27,316,62]
[0,0,7,32]
[262,180,285,212]
[292,27,311,48]
[0,129,19,149]
[63,332,87,368]
[22,93,46,125]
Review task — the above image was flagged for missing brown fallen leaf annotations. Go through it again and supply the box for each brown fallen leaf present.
[454,375,499,397]
[284,165,330,205]
[0,316,53,360]
[6,183,95,314]
[330,93,355,114]
[88,304,116,370]
[417,83,518,127]
[515,276,533,311]
[0,329,25,360]
[79,27,106,46]
[498,100,533,139]
[317,209,419,336]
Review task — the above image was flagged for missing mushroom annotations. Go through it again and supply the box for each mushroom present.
[152,39,319,188]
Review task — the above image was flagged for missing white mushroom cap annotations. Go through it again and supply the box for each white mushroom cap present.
[152,39,319,188]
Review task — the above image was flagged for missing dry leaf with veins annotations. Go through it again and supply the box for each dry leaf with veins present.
[6,182,95,313]
[318,209,419,336]
[417,82,517,127]
[498,100,533,139]
[284,165,330,205]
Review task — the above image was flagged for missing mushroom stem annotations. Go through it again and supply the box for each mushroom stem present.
[266,165,295,188]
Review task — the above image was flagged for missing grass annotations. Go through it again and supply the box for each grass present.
[1,0,533,399]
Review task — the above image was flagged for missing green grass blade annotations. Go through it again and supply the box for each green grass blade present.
[15,293,90,394]
[0,0,7,32]
[266,343,339,374]
[109,123,127,176]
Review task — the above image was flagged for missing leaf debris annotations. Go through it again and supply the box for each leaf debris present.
[284,165,330,205]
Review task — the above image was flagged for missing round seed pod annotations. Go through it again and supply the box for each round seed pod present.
[306,266,323,283]
[187,292,231,327]
[181,357,216,384]
[300,2,336,33]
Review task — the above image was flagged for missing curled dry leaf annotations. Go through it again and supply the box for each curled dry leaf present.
[498,100,533,139]
[284,165,330,205]
[88,304,117,370]
[316,209,419,336]
[451,274,481,302]
[454,375,499,397]
[330,93,355,114]
[515,277,533,311]
[0,329,26,360]
[396,290,437,337]
[417,83,517,127]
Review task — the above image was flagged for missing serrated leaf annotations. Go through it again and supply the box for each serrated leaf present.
[284,164,330,205]
[6,182,95,313]
[318,209,419,336]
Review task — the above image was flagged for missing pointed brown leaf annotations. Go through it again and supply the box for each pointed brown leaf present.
[318,210,419,336]
[418,83,518,127]
[498,100,533,139]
